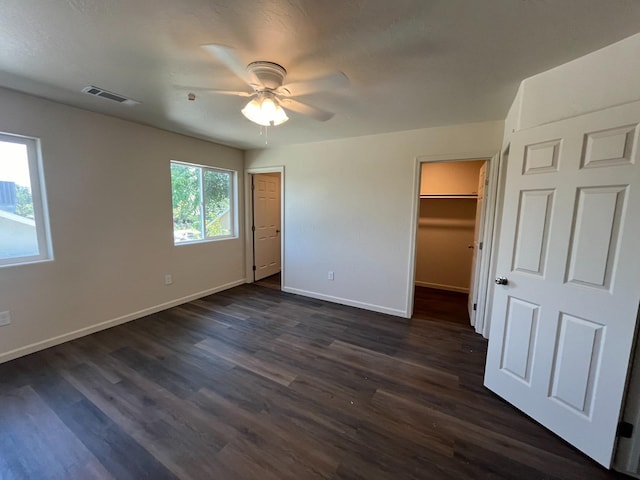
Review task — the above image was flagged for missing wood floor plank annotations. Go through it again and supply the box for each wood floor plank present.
[193,387,340,479]
[327,339,459,388]
[59,362,234,479]
[0,386,111,479]
[54,397,178,480]
[0,281,628,479]
[371,388,619,480]
[0,385,114,480]
[196,336,298,386]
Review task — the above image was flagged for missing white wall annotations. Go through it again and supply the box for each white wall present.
[507,32,640,138]
[0,87,245,362]
[245,121,503,317]
[502,84,523,151]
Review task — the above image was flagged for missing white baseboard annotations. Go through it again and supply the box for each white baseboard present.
[415,281,469,294]
[282,286,409,318]
[0,279,246,365]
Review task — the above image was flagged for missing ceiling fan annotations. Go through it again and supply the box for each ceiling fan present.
[192,44,349,127]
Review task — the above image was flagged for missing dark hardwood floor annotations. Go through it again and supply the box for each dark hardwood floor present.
[413,286,470,326]
[255,272,281,290]
[0,284,627,479]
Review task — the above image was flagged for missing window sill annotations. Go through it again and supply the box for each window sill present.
[0,256,54,269]
[173,235,238,246]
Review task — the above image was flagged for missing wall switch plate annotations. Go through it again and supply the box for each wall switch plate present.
[328,271,334,281]
[164,274,173,285]
[0,311,11,326]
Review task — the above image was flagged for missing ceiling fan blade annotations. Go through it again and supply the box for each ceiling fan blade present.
[201,44,261,87]
[181,87,254,97]
[277,72,349,97]
[280,98,334,122]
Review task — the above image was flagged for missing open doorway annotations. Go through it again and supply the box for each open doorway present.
[246,168,284,289]
[410,154,500,336]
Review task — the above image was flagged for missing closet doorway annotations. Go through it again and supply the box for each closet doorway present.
[411,155,500,336]
[245,167,284,289]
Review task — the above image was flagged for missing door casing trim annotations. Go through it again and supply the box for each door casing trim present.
[407,151,501,336]
[244,166,285,288]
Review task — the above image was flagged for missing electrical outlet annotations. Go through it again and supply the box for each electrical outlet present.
[0,311,11,326]
[328,271,334,281]
[164,274,173,285]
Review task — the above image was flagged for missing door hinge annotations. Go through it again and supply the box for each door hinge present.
[618,421,634,438]
[479,242,483,250]
[252,225,256,232]
[252,265,256,271]
[473,303,477,311]
[251,183,255,191]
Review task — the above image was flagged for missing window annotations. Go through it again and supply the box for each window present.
[170,161,236,244]
[0,133,52,266]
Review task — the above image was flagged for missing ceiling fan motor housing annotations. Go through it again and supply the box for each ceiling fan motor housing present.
[247,61,287,90]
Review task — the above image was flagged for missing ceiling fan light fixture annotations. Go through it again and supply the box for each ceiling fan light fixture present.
[241,94,288,127]
[261,96,277,118]
[241,98,262,122]
[271,101,289,126]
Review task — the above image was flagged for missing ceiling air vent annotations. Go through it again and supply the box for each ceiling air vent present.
[81,86,139,106]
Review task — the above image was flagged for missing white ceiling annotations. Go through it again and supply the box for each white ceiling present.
[1,1,640,149]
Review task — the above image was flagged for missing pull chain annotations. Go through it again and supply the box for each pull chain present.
[265,125,269,145]
[258,125,270,145]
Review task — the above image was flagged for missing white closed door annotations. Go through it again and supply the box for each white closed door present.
[484,101,640,467]
[468,162,487,324]
[253,174,281,281]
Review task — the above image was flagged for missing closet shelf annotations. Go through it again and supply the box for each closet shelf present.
[420,194,478,199]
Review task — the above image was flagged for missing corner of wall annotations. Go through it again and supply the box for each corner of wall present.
[502,82,524,150]
[517,32,640,130]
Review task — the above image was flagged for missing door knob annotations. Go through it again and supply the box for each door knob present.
[495,276,508,285]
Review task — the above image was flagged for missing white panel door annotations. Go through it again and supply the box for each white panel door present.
[468,162,487,324]
[484,101,640,467]
[253,174,281,281]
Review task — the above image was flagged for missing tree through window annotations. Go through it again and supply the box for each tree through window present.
[170,161,236,244]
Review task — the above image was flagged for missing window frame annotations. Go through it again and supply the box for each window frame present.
[170,160,238,245]
[0,132,53,267]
